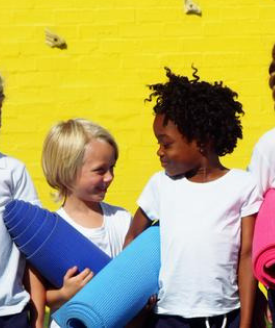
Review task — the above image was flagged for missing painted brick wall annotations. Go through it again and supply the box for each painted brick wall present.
[0,0,274,213]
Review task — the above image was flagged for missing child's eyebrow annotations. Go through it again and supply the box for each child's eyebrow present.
[156,133,169,141]
[155,132,165,137]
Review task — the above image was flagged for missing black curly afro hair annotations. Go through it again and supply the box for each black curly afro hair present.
[0,75,4,103]
[268,44,275,102]
[146,67,244,156]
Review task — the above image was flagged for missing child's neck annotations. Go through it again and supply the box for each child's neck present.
[186,156,228,183]
[62,195,104,229]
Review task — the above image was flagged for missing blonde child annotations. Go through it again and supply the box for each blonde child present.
[125,68,262,328]
[30,118,132,328]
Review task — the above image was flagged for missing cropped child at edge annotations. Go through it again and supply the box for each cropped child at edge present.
[124,68,262,328]
[248,44,275,327]
[0,74,41,328]
[28,118,133,328]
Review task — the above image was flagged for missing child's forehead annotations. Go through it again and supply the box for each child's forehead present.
[154,115,185,139]
[154,114,179,131]
[85,138,109,150]
[84,138,115,157]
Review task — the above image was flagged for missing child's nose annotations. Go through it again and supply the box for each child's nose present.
[157,146,164,157]
[104,170,114,183]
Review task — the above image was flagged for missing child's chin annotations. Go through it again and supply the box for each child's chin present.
[98,193,107,201]
[87,194,105,203]
[165,170,185,179]
[164,168,177,176]
[165,170,177,178]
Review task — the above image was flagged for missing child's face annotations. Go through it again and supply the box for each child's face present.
[153,114,203,177]
[0,101,2,128]
[71,139,116,203]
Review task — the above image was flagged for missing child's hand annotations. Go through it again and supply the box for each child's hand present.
[144,294,158,312]
[60,266,94,302]
[267,305,273,323]
[126,294,158,327]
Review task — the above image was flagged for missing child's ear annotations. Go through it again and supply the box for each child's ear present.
[198,139,213,156]
[199,146,207,156]
[197,141,206,155]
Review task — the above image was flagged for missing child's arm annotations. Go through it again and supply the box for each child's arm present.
[24,265,46,328]
[238,214,257,328]
[46,266,94,310]
[126,294,157,328]
[124,207,152,247]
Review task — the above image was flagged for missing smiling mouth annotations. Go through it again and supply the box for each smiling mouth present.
[98,188,107,194]
[160,160,168,166]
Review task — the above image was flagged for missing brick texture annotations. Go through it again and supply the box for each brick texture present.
[0,0,274,213]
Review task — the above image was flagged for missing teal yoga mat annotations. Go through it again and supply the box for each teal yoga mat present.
[4,200,111,288]
[53,225,160,328]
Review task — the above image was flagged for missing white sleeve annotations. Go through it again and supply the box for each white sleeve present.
[11,162,40,205]
[241,177,263,218]
[248,139,275,195]
[137,173,160,221]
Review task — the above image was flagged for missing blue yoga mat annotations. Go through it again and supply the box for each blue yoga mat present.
[4,200,30,225]
[4,200,112,288]
[53,225,160,328]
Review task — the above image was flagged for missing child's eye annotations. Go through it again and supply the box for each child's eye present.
[162,143,172,150]
[93,168,105,174]
[157,140,172,150]
[93,165,115,175]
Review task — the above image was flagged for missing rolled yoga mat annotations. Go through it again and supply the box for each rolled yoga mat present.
[4,200,111,288]
[53,225,160,328]
[253,188,275,288]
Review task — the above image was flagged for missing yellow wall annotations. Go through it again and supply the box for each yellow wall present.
[0,0,274,213]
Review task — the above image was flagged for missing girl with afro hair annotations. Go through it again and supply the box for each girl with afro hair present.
[125,68,262,328]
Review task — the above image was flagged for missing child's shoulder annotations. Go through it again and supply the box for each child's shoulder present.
[101,202,132,220]
[255,128,275,149]
[229,168,259,189]
[0,152,26,171]
[230,168,256,180]
[101,202,132,232]
[147,170,173,183]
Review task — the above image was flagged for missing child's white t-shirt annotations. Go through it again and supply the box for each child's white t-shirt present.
[50,203,132,328]
[248,127,275,196]
[138,169,262,318]
[56,203,132,258]
[0,153,40,316]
